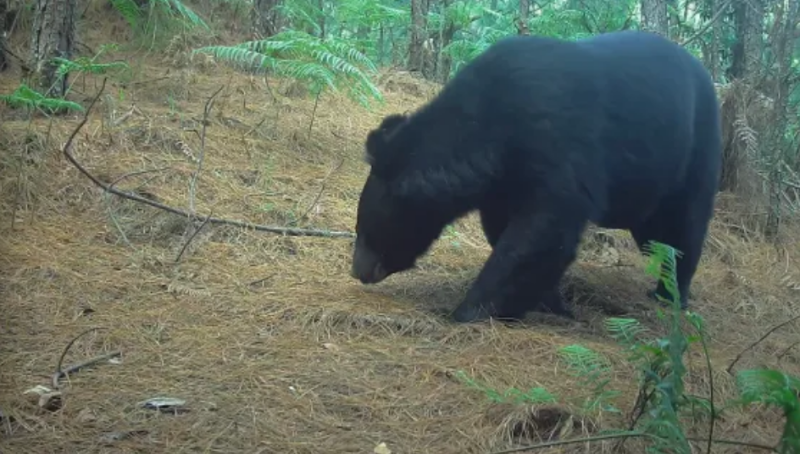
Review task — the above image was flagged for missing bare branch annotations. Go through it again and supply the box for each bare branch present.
[61,78,356,239]
[680,0,733,47]
[297,158,344,224]
[175,212,213,263]
[189,85,224,215]
[53,327,120,389]
[726,312,800,374]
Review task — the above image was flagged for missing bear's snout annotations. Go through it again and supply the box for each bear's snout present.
[351,243,387,284]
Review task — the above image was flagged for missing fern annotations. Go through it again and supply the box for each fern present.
[453,370,558,405]
[736,369,800,453]
[0,84,84,113]
[194,30,383,108]
[605,317,648,349]
[109,0,208,40]
[110,0,140,29]
[159,0,209,29]
[54,57,129,78]
[558,344,621,413]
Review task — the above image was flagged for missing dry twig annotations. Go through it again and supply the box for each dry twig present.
[175,212,214,263]
[188,85,224,215]
[726,312,800,374]
[61,78,356,239]
[53,327,121,389]
[297,158,345,224]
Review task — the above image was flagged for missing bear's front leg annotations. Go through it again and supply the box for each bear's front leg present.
[450,209,586,323]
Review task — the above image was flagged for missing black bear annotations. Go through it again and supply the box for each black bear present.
[350,30,721,323]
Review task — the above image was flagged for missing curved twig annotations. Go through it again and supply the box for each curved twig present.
[61,78,356,239]
[726,312,800,374]
[53,327,120,389]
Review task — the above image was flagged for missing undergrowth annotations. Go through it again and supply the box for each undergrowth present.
[194,30,383,110]
[455,240,800,454]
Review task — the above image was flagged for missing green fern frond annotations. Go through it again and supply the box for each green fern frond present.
[110,0,140,29]
[605,317,648,348]
[53,57,129,78]
[642,240,683,306]
[0,84,84,112]
[453,370,558,405]
[559,344,611,378]
[737,368,800,407]
[195,45,275,70]
[503,386,559,405]
[736,369,800,453]
[154,0,209,29]
[195,31,382,108]
[558,344,621,412]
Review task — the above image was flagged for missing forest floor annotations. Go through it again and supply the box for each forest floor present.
[2,11,800,454]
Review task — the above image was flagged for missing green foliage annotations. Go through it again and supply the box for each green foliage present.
[440,224,462,248]
[0,84,84,114]
[454,240,800,452]
[736,369,800,453]
[194,30,383,108]
[452,370,557,405]
[108,0,208,44]
[54,45,130,79]
[558,344,622,413]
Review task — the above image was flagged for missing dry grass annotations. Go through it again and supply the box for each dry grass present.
[2,19,800,454]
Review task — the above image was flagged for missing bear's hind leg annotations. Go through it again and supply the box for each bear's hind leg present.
[479,201,509,249]
[632,192,714,310]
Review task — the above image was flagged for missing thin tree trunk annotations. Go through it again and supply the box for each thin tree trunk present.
[0,0,8,72]
[408,0,426,72]
[30,0,77,98]
[517,0,530,34]
[250,0,282,38]
[640,0,668,36]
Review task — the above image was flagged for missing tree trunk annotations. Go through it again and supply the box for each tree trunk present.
[0,0,7,72]
[701,0,723,81]
[640,0,668,36]
[250,0,282,38]
[729,0,765,80]
[408,0,427,72]
[516,0,530,35]
[30,0,76,98]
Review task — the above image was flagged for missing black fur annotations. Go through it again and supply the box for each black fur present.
[350,30,722,323]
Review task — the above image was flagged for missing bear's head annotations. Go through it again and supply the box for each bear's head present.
[350,113,445,284]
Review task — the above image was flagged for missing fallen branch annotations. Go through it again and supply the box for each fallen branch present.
[53,327,121,389]
[62,78,356,239]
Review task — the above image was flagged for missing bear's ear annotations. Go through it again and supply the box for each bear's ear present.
[364,114,408,166]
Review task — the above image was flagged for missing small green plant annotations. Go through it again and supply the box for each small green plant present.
[53,44,131,95]
[110,0,208,43]
[441,224,462,248]
[0,84,84,114]
[558,344,622,413]
[452,370,557,405]
[455,240,800,453]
